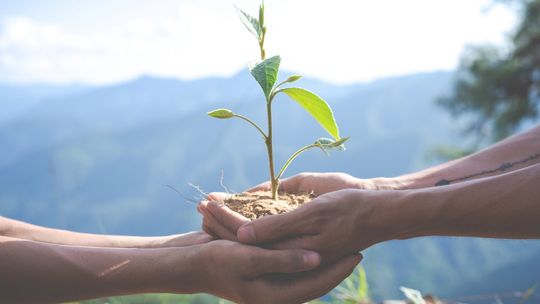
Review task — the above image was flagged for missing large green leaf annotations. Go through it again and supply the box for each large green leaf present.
[248,55,281,99]
[235,6,261,39]
[278,87,340,139]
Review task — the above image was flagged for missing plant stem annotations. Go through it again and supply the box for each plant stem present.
[259,26,266,60]
[233,114,267,140]
[276,144,319,181]
[259,40,265,60]
[266,99,278,200]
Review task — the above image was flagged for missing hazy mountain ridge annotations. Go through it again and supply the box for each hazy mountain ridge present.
[1,71,539,299]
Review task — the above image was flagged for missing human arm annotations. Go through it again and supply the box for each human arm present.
[0,216,211,248]
[203,163,540,263]
[244,124,540,194]
[376,123,540,189]
[0,234,360,303]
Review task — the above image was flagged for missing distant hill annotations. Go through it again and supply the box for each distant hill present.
[0,83,90,126]
[0,71,539,300]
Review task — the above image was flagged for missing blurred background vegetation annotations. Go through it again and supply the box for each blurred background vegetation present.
[1,0,540,303]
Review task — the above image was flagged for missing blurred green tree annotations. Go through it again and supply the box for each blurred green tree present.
[439,0,540,143]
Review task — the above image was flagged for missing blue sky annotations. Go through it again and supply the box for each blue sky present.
[0,0,516,85]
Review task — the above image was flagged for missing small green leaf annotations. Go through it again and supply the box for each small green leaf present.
[207,108,234,119]
[285,75,302,83]
[315,138,333,145]
[258,2,265,29]
[235,6,261,39]
[275,74,302,89]
[315,137,349,151]
[248,55,281,99]
[278,87,340,139]
[332,136,349,149]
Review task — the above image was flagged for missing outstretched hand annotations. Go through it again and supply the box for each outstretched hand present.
[198,240,361,304]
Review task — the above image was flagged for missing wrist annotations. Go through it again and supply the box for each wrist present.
[151,245,205,294]
[365,177,411,190]
[139,236,170,248]
[383,188,443,240]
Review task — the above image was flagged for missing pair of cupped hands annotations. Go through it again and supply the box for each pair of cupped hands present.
[196,172,400,303]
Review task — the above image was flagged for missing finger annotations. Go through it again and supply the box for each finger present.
[274,253,362,304]
[202,224,218,239]
[207,192,230,202]
[274,175,300,193]
[207,201,249,232]
[165,231,214,247]
[267,235,319,251]
[201,208,238,241]
[246,248,322,276]
[246,181,271,192]
[237,206,310,244]
[197,201,208,215]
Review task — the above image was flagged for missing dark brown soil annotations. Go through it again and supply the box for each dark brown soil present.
[223,191,315,220]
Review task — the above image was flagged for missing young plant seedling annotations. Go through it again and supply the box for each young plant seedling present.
[208,2,348,201]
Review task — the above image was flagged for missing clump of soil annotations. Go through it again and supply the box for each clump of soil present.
[224,191,315,220]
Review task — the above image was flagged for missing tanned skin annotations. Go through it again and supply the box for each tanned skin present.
[200,124,540,263]
[0,216,360,303]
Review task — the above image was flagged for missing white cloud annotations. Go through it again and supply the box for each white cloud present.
[0,0,517,85]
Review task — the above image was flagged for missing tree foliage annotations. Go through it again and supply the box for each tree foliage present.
[440,0,540,141]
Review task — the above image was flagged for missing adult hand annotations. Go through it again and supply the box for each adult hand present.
[153,231,214,248]
[198,192,249,241]
[196,240,362,304]
[197,172,379,240]
[201,189,403,263]
[249,172,379,195]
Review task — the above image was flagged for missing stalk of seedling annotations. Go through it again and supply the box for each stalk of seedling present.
[208,2,348,200]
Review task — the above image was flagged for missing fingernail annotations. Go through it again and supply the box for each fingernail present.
[303,252,321,268]
[208,201,220,209]
[237,225,255,243]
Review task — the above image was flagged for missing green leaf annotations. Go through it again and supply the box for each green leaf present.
[315,137,349,151]
[357,266,369,300]
[284,74,302,83]
[278,87,340,139]
[275,74,302,89]
[235,6,261,39]
[258,2,265,28]
[248,55,281,99]
[207,108,234,119]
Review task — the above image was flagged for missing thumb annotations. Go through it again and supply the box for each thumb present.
[207,201,249,232]
[237,209,305,244]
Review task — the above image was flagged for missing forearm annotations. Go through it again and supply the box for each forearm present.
[393,163,540,239]
[0,235,201,303]
[0,217,195,248]
[376,124,540,190]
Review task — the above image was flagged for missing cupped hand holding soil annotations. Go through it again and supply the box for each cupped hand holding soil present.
[198,173,407,264]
